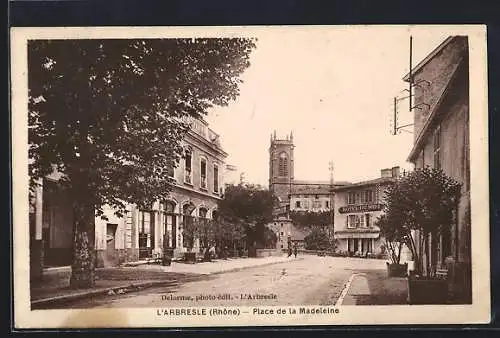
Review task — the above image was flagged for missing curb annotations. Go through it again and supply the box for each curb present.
[31,257,299,308]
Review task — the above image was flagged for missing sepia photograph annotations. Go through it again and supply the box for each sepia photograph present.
[11,25,490,328]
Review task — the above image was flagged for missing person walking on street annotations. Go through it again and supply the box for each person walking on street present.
[293,244,298,258]
[287,246,292,257]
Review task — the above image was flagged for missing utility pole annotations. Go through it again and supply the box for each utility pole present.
[329,160,335,252]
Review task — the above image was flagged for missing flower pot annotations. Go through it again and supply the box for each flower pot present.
[162,248,174,266]
[184,252,197,263]
[407,276,448,304]
[386,262,408,277]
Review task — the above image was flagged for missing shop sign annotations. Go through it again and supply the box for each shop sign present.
[338,204,383,214]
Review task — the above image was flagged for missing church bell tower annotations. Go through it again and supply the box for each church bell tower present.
[269,130,294,205]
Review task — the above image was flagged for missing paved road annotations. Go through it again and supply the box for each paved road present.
[57,256,387,308]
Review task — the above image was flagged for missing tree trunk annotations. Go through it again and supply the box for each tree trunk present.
[408,232,420,274]
[397,241,402,264]
[70,203,96,289]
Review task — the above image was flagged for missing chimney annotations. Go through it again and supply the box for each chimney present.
[380,168,393,178]
[391,166,400,178]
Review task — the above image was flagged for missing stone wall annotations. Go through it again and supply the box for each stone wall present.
[256,248,282,257]
[411,37,468,142]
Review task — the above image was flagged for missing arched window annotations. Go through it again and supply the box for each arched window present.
[199,207,208,219]
[278,152,288,176]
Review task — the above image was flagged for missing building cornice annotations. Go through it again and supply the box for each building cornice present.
[402,36,456,82]
[185,131,228,159]
[173,182,222,201]
[333,177,396,192]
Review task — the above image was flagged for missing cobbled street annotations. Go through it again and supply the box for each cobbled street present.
[54,255,388,308]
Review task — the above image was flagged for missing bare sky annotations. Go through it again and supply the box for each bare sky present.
[206,27,450,187]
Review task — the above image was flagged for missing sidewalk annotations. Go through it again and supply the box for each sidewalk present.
[31,254,296,308]
[340,269,408,305]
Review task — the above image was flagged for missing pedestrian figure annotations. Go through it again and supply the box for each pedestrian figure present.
[293,244,298,258]
[287,246,292,257]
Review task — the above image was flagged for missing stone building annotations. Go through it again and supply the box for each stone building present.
[333,167,399,256]
[268,131,350,213]
[29,117,228,276]
[267,132,350,250]
[268,216,308,251]
[118,117,227,263]
[403,36,471,302]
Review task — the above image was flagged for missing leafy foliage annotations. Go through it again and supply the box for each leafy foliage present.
[304,227,330,251]
[28,38,256,215]
[28,38,256,287]
[289,210,331,228]
[218,183,277,249]
[379,166,461,274]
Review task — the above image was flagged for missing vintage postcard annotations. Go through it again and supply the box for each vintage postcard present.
[11,25,490,328]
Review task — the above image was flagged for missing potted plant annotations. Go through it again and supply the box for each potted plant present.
[376,214,408,277]
[381,167,461,304]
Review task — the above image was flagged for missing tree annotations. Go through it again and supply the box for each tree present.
[289,210,331,228]
[304,227,329,251]
[28,38,256,288]
[217,183,276,251]
[380,167,461,276]
[376,213,405,265]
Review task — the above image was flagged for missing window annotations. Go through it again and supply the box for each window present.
[365,190,373,203]
[358,191,365,204]
[348,192,356,204]
[347,215,365,228]
[303,200,309,209]
[184,148,192,184]
[365,214,371,227]
[280,232,284,236]
[167,160,175,178]
[433,125,441,169]
[199,208,208,218]
[325,201,329,208]
[347,215,356,228]
[163,201,177,248]
[313,200,321,209]
[278,152,288,176]
[358,215,365,227]
[355,215,361,228]
[213,164,219,193]
[200,158,207,189]
[139,210,155,258]
[295,201,301,208]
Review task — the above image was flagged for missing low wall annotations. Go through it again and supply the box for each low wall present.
[256,249,282,257]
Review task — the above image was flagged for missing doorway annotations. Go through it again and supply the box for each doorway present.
[104,223,118,267]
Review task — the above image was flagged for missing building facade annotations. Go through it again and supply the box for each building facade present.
[29,118,228,276]
[333,167,399,256]
[268,131,350,213]
[268,216,308,251]
[404,36,471,302]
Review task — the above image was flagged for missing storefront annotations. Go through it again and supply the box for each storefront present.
[333,168,399,256]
